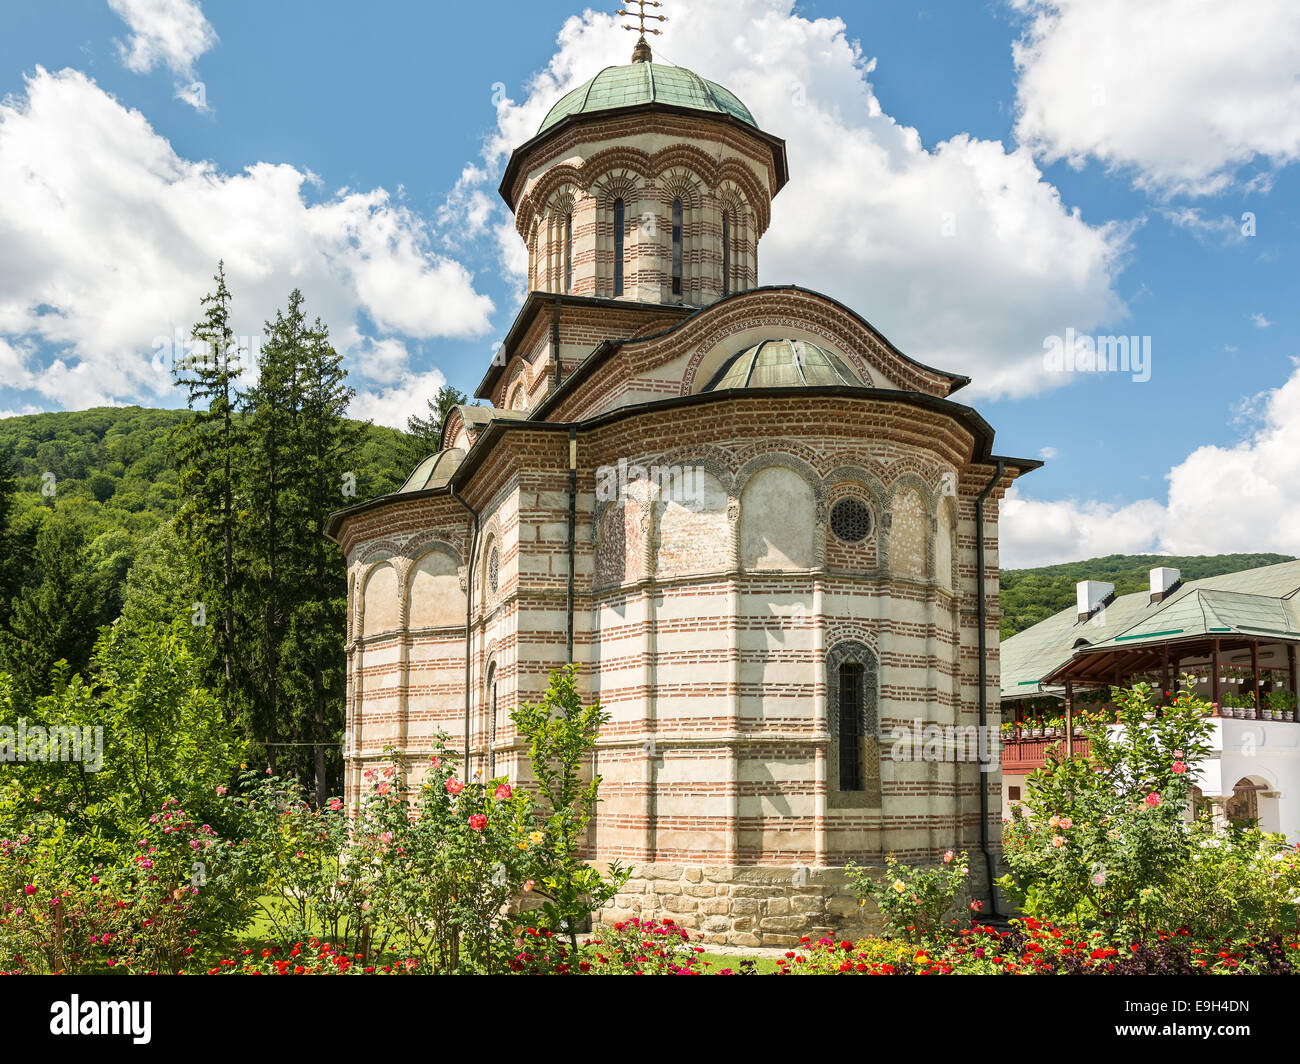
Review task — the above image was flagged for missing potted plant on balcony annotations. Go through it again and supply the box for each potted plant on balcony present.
[1265,689,1296,723]
[1029,716,1045,738]
[1046,715,1066,738]
[1000,720,1019,742]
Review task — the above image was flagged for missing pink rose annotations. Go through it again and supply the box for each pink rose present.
[942,850,954,863]
[1051,835,1065,847]
[495,784,513,800]
[379,832,393,846]
[1171,761,1187,775]
[377,782,390,796]
[23,885,36,896]
[1059,817,1073,830]
[429,756,441,768]
[523,879,535,893]
[469,814,487,832]
[445,778,464,796]
[1144,792,1162,807]
[329,798,342,811]
[215,785,227,796]
[969,899,983,912]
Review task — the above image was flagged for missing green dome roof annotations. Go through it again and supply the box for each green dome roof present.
[538,63,757,134]
[704,339,865,391]
[397,448,465,494]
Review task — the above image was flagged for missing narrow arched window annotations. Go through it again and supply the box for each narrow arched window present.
[563,211,574,294]
[671,198,683,297]
[722,209,731,296]
[838,661,864,791]
[613,198,625,297]
[486,662,498,778]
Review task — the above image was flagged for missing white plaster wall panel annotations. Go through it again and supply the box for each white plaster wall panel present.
[654,469,729,577]
[408,550,465,629]
[890,488,928,581]
[362,564,400,636]
[740,466,815,571]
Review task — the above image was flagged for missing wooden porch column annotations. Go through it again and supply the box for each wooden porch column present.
[1251,640,1261,719]
[1162,645,1170,704]
[1065,681,1074,758]
[1211,638,1221,712]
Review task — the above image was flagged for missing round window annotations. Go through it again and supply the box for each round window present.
[487,546,500,593]
[830,497,872,544]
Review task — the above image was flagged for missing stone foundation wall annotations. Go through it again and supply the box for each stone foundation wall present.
[596,862,991,948]
[596,865,880,948]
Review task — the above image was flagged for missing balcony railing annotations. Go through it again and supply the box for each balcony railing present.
[1001,732,1091,775]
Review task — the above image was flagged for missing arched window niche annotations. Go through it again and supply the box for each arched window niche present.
[613,197,625,297]
[826,640,882,807]
[671,197,683,297]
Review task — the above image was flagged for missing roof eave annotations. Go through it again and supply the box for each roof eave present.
[498,103,789,211]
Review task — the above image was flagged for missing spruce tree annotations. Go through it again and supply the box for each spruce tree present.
[238,290,313,772]
[171,262,243,716]
[403,384,468,468]
[282,313,359,802]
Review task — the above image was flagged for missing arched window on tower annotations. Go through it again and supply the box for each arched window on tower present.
[838,661,864,791]
[722,209,731,297]
[671,198,683,297]
[613,198,625,297]
[563,211,574,294]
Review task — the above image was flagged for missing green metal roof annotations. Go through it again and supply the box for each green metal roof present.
[397,448,465,494]
[538,63,757,134]
[1000,560,1300,698]
[703,339,864,391]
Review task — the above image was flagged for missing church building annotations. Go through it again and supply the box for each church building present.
[326,31,1039,947]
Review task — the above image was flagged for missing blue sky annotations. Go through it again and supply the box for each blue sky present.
[1,1,1298,566]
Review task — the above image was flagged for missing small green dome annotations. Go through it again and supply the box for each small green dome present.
[704,339,865,391]
[538,63,757,134]
[397,448,465,494]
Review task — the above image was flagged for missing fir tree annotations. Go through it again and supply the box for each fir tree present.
[170,262,244,715]
[403,384,468,467]
[282,313,359,803]
[240,290,310,771]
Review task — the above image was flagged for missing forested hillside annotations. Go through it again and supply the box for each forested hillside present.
[1000,552,1295,638]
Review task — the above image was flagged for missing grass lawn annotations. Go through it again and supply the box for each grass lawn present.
[696,951,784,974]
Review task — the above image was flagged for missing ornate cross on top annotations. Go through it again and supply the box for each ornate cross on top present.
[618,0,667,63]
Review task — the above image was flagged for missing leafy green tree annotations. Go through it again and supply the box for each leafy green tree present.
[0,516,104,700]
[0,451,17,621]
[171,262,244,712]
[511,664,627,951]
[0,619,240,846]
[999,679,1213,935]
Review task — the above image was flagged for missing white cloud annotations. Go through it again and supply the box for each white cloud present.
[348,366,448,432]
[1012,0,1300,196]
[1252,313,1273,329]
[1038,445,1058,460]
[1003,360,1300,566]
[108,0,217,108]
[1001,488,1166,568]
[0,67,493,413]
[474,0,1128,400]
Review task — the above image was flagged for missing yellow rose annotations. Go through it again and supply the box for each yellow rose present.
[893,880,906,893]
